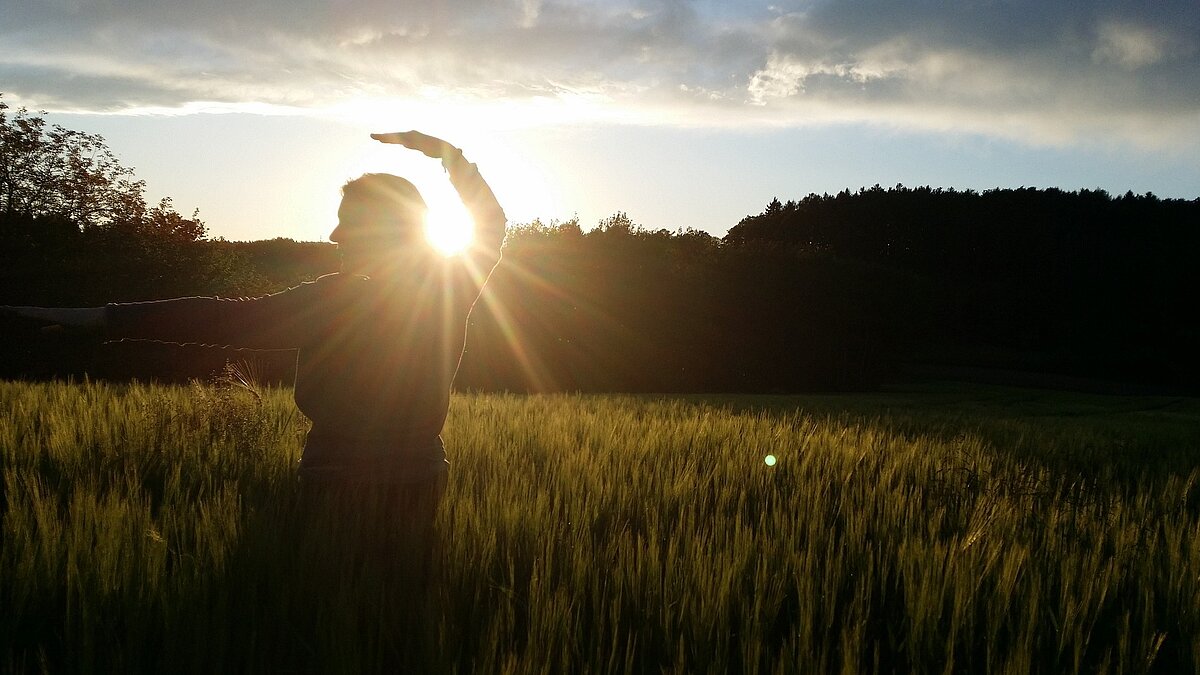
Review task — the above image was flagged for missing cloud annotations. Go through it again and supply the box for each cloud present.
[735,1,1200,144]
[1092,20,1176,70]
[2,0,1199,146]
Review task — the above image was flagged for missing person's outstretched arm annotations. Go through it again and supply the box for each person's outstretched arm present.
[2,281,326,349]
[1,306,105,331]
[370,131,508,271]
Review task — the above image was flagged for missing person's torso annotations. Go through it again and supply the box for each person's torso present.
[293,268,477,450]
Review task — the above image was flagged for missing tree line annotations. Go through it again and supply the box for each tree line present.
[729,187,1200,386]
[3,96,1197,392]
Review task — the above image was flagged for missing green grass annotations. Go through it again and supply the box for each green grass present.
[1,379,1198,673]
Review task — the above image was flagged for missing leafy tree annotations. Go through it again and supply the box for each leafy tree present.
[0,95,146,229]
[0,94,250,304]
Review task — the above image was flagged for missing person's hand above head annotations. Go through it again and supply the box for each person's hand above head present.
[370,131,460,161]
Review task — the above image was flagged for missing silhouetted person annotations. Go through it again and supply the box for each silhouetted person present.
[2,131,506,580]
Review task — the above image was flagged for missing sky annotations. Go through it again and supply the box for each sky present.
[2,0,1199,242]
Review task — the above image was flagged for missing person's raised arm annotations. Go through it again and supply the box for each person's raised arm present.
[370,131,507,270]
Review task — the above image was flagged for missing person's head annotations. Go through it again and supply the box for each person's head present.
[331,173,429,274]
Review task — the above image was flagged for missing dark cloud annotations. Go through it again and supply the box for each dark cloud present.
[2,0,1197,144]
[741,0,1200,142]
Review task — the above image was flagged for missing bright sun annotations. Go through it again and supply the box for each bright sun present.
[424,206,474,256]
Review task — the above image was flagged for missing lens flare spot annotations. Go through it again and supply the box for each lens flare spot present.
[764,454,777,467]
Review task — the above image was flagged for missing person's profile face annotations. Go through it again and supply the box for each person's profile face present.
[331,196,417,274]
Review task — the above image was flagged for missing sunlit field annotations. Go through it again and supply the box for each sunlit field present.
[2,378,1198,674]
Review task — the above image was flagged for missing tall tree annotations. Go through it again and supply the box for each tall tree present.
[0,94,234,304]
[0,95,146,229]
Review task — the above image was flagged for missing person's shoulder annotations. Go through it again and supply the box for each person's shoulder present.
[312,272,371,289]
[309,272,376,302]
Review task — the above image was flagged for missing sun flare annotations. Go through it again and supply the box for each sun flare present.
[424,207,474,256]
[328,101,563,254]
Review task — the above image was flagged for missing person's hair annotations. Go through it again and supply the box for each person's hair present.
[339,173,428,241]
